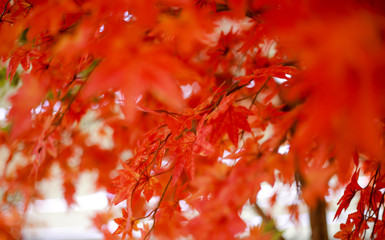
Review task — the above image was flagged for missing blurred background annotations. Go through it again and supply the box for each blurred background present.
[21,168,362,240]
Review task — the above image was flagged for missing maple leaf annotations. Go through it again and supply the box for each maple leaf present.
[170,131,196,185]
[187,201,247,240]
[153,8,211,56]
[142,178,155,202]
[151,200,187,239]
[193,115,215,156]
[23,0,79,39]
[209,95,252,147]
[110,160,139,206]
[92,212,118,240]
[334,170,362,220]
[206,30,239,71]
[81,47,186,122]
[334,222,354,240]
[348,211,369,238]
[113,208,135,239]
[6,47,36,83]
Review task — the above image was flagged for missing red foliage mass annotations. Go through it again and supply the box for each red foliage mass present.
[0,0,385,239]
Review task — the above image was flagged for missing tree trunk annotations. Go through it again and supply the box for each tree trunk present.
[309,198,328,240]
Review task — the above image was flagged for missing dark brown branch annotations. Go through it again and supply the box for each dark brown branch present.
[309,198,328,240]
[0,0,11,22]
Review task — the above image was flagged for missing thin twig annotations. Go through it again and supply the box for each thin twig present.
[0,0,11,22]
[249,76,271,109]
[143,176,173,240]
[44,80,86,140]
[370,191,385,239]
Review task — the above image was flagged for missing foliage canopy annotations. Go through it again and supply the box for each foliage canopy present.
[1,0,385,239]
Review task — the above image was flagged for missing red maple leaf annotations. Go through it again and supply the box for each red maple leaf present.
[334,170,362,220]
[209,95,252,147]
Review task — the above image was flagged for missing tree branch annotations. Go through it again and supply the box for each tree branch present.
[0,0,11,23]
